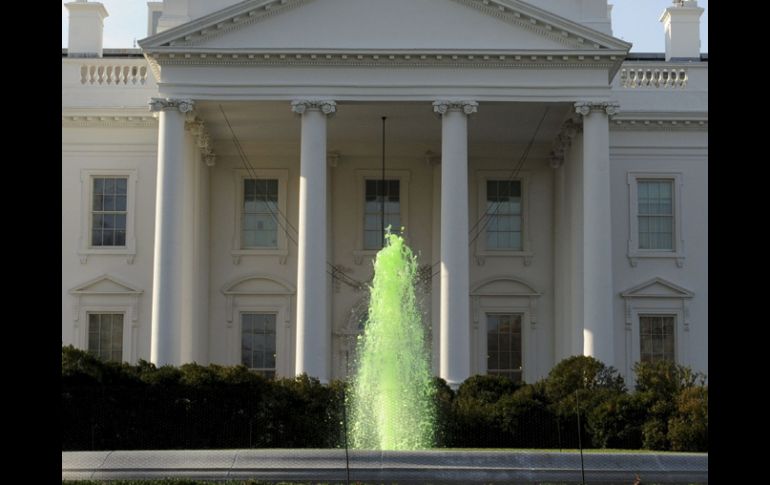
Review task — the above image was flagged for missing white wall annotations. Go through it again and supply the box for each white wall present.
[61,126,158,361]
[610,129,708,381]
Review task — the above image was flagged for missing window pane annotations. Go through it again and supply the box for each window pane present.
[241,179,280,248]
[486,181,522,250]
[241,313,277,375]
[116,178,127,195]
[87,314,123,363]
[92,194,103,211]
[487,313,522,378]
[640,315,676,363]
[93,178,104,195]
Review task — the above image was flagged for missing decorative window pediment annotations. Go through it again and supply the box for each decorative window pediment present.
[221,274,296,296]
[70,274,143,296]
[620,277,694,300]
[471,276,540,297]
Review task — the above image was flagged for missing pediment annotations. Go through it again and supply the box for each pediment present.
[620,277,694,299]
[69,275,143,295]
[140,0,630,54]
[222,274,296,295]
[471,276,540,296]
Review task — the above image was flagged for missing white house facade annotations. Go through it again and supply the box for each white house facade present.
[62,0,708,387]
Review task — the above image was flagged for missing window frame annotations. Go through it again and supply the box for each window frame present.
[79,169,137,264]
[475,170,533,266]
[86,311,127,363]
[352,169,411,264]
[80,306,134,363]
[484,312,524,383]
[631,309,682,368]
[627,172,685,267]
[231,169,289,264]
[638,313,677,364]
[239,311,278,378]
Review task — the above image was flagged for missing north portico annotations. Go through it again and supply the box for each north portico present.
[63,0,708,387]
[138,0,629,387]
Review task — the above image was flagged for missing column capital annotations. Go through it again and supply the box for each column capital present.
[432,100,478,116]
[549,119,580,169]
[574,101,620,117]
[291,99,337,116]
[149,97,194,113]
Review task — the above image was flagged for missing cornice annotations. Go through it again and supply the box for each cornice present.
[611,111,708,131]
[62,110,157,128]
[143,50,621,70]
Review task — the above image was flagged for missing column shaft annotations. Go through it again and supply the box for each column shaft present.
[293,100,336,383]
[578,102,616,365]
[149,98,193,366]
[434,100,477,389]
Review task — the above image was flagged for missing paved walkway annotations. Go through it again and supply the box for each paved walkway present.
[62,449,708,483]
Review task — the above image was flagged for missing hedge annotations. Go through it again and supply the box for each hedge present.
[62,347,707,451]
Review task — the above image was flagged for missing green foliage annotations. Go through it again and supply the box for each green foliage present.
[62,347,707,452]
[632,360,707,450]
[586,393,645,449]
[667,386,708,451]
[545,355,626,405]
[455,374,521,405]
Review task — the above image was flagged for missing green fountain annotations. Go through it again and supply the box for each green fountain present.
[347,230,436,450]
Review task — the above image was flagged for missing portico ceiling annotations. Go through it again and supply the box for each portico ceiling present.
[195,100,573,151]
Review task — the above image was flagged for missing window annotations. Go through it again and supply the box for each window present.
[639,315,676,363]
[91,177,128,247]
[475,171,531,265]
[242,179,278,249]
[231,169,289,264]
[353,170,410,264]
[79,169,137,263]
[241,313,277,378]
[485,180,522,250]
[487,313,522,382]
[627,172,684,267]
[637,180,673,250]
[87,313,124,362]
[364,179,401,250]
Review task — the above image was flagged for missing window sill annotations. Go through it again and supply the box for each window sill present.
[231,248,288,265]
[475,250,533,266]
[627,251,685,268]
[78,248,136,265]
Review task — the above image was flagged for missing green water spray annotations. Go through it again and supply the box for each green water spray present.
[348,230,436,450]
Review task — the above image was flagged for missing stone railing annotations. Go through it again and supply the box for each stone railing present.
[79,61,149,86]
[619,66,688,88]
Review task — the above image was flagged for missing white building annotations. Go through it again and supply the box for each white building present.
[62,0,707,388]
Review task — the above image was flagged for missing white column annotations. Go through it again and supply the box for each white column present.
[550,120,578,361]
[433,100,477,389]
[149,97,194,366]
[429,154,441,376]
[575,101,619,366]
[291,99,337,384]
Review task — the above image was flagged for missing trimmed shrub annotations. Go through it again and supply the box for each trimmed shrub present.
[62,347,708,451]
[587,392,645,449]
[633,360,706,450]
[667,386,708,451]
